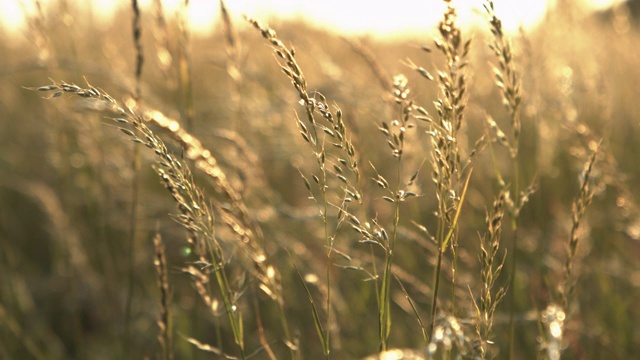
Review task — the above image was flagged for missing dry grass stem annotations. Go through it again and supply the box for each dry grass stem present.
[153,232,173,360]
[561,145,599,309]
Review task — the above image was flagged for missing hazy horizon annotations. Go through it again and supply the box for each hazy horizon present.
[0,0,623,40]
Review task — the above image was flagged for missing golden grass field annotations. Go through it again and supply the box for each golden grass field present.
[1,0,639,359]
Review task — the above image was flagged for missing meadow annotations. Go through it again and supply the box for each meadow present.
[1,0,639,359]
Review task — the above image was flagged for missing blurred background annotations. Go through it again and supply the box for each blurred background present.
[0,0,629,37]
[1,0,639,359]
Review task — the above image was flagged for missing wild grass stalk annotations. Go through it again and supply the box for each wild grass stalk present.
[124,0,144,349]
[32,80,248,358]
[153,232,173,360]
[151,0,175,88]
[219,0,243,131]
[419,0,473,339]
[482,1,530,357]
[129,103,293,355]
[177,0,194,131]
[131,103,295,357]
[246,16,366,356]
[538,145,599,360]
[245,14,435,354]
[561,145,598,310]
[131,0,144,100]
[473,191,508,358]
[376,74,416,350]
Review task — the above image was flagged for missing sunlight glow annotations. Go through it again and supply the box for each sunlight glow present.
[0,0,623,38]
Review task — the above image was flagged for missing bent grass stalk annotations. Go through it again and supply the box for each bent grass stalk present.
[127,99,295,358]
[31,80,247,359]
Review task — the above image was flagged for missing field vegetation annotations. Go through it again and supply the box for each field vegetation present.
[1,0,639,358]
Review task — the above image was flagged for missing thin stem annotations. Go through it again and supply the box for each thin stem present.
[277,301,296,360]
[430,248,444,339]
[178,0,194,131]
[125,0,144,351]
[380,160,402,350]
[322,160,332,359]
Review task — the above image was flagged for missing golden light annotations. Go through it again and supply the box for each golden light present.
[0,0,624,38]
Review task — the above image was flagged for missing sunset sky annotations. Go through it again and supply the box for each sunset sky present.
[1,0,623,38]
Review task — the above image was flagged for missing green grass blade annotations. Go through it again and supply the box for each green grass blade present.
[287,250,329,355]
[441,169,473,252]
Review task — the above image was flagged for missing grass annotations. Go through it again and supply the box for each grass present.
[1,0,640,358]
